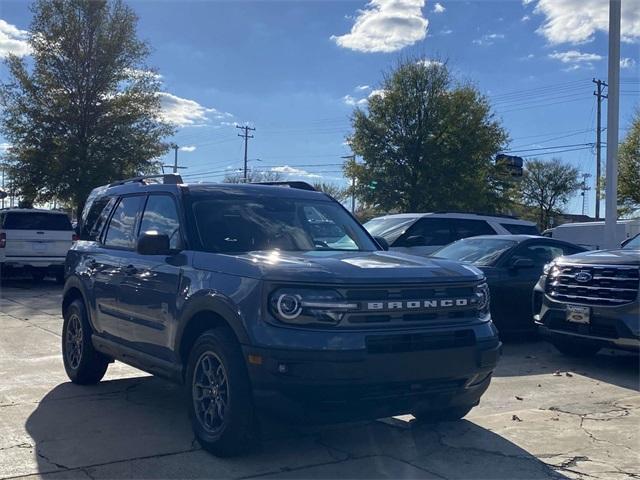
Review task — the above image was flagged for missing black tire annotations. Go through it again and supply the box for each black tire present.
[62,299,109,384]
[412,405,473,423]
[186,328,258,457]
[552,338,600,357]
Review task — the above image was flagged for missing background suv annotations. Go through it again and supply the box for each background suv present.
[61,175,501,456]
[0,208,75,282]
[364,212,539,255]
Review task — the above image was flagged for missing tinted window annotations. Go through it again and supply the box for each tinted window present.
[451,219,495,241]
[511,243,566,267]
[363,217,417,243]
[3,212,72,231]
[104,196,144,248]
[80,196,114,241]
[434,238,518,266]
[192,196,376,253]
[623,234,640,250]
[139,195,181,249]
[395,218,454,247]
[501,223,540,235]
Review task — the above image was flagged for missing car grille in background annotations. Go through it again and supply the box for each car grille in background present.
[338,283,479,327]
[547,264,640,306]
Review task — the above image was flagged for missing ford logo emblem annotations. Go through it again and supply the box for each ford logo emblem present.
[575,271,592,283]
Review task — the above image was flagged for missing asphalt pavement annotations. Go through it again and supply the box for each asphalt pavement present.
[0,279,638,479]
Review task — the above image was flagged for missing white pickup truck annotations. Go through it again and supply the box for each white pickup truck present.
[0,208,76,282]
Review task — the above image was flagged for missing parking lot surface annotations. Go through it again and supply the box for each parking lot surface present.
[0,280,638,480]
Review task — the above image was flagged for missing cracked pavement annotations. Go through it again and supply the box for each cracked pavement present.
[0,279,638,479]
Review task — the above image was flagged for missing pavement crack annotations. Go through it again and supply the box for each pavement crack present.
[0,443,33,452]
[36,450,70,471]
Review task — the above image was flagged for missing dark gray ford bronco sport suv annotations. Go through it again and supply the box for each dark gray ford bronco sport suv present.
[61,174,500,456]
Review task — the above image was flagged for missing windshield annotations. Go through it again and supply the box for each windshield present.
[192,196,377,254]
[500,223,539,235]
[363,217,417,243]
[623,234,640,250]
[433,238,518,266]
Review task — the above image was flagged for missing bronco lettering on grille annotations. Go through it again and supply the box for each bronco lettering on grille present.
[365,299,472,310]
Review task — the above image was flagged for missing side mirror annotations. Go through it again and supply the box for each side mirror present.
[136,231,171,256]
[510,257,535,269]
[402,235,426,247]
[373,236,390,251]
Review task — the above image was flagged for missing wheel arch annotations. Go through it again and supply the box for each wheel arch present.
[62,276,89,318]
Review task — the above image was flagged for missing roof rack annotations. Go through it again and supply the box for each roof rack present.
[251,181,316,191]
[109,174,183,188]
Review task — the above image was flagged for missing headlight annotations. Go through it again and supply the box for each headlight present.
[543,262,554,275]
[269,288,357,326]
[476,282,490,315]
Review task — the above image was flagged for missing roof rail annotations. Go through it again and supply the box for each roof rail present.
[431,211,519,220]
[251,181,316,191]
[108,174,183,188]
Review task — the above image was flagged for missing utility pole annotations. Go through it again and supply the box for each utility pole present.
[592,78,608,219]
[341,154,356,213]
[579,173,592,216]
[1,164,5,209]
[237,125,255,182]
[604,0,621,248]
[162,144,187,175]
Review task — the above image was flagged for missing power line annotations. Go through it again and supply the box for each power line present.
[504,142,594,154]
[593,78,608,219]
[236,125,255,182]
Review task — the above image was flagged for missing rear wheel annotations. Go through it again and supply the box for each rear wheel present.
[412,405,473,423]
[62,299,109,384]
[552,338,600,357]
[186,328,258,457]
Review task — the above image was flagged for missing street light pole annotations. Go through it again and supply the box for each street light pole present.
[605,0,621,248]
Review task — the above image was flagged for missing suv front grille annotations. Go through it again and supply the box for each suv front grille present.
[546,263,639,306]
[338,283,480,327]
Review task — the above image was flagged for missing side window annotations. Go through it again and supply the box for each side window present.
[512,243,565,267]
[451,219,495,242]
[139,195,181,249]
[81,196,115,241]
[103,196,144,249]
[396,218,454,247]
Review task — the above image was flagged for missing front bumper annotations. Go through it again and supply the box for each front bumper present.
[242,321,501,421]
[533,277,640,352]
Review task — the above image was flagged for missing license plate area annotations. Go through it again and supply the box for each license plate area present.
[566,305,590,324]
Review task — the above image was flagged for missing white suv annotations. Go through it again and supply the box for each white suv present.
[0,208,76,282]
[364,212,539,255]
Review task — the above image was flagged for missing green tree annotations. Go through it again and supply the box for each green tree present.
[345,58,510,213]
[312,182,348,202]
[618,110,640,216]
[517,158,580,230]
[0,0,173,216]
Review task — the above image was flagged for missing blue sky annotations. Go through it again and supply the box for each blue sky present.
[0,0,638,216]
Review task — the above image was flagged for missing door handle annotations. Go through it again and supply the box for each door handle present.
[123,265,138,275]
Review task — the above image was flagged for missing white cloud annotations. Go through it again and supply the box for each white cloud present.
[620,57,637,69]
[270,165,321,178]
[180,145,196,152]
[0,19,31,58]
[368,89,387,99]
[548,50,603,64]
[440,28,453,35]
[355,84,371,91]
[0,142,11,152]
[521,15,530,22]
[158,92,231,127]
[472,33,505,46]
[331,0,428,53]
[522,0,535,5]
[417,58,443,68]
[342,94,368,106]
[433,2,445,13]
[532,0,640,45]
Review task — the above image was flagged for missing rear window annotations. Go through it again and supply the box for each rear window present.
[500,223,539,235]
[2,212,72,231]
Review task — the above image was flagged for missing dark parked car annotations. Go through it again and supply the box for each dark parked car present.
[534,233,639,356]
[61,175,501,456]
[433,235,586,336]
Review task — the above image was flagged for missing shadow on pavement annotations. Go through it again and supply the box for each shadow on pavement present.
[25,375,569,479]
[494,340,639,391]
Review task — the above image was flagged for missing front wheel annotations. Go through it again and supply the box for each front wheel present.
[411,405,473,423]
[62,299,109,384]
[186,328,258,457]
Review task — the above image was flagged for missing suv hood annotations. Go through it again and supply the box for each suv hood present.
[195,250,484,284]
[558,249,640,266]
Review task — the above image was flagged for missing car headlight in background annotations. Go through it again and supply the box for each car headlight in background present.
[269,288,357,326]
[476,282,490,315]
